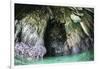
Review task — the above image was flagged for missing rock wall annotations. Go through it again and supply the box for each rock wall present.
[15,4,94,57]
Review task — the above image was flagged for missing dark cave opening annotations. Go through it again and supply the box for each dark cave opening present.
[44,18,67,57]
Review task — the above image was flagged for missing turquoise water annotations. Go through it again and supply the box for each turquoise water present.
[15,49,94,65]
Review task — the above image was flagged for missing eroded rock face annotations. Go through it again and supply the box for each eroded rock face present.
[21,23,38,46]
[14,15,47,59]
[15,41,46,60]
[34,38,47,59]
[15,4,94,57]
[15,20,22,43]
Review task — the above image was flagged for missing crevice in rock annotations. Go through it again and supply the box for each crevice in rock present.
[44,18,67,56]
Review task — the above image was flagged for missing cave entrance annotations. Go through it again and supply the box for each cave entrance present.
[44,18,67,57]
